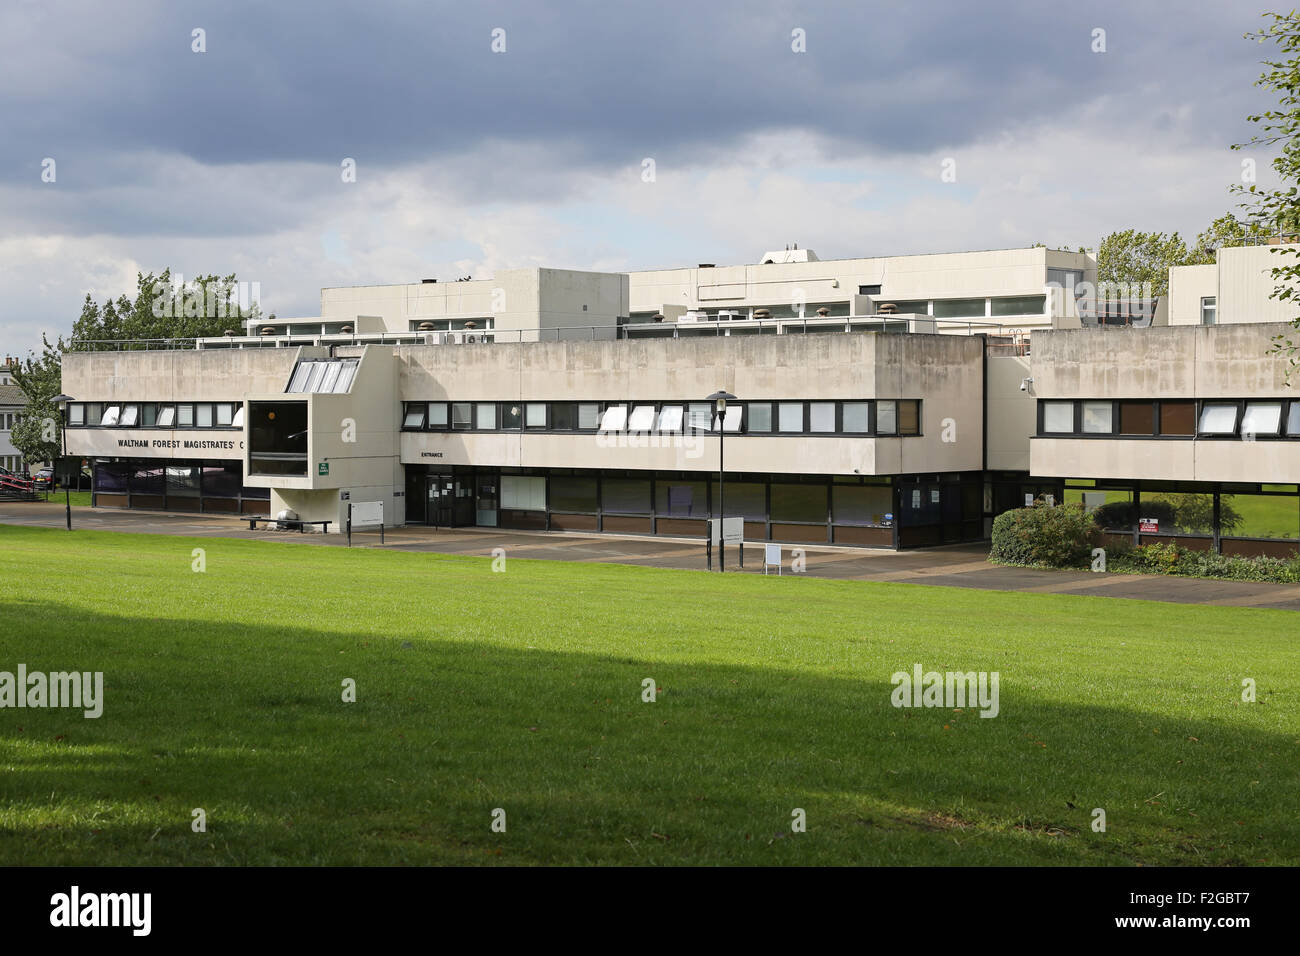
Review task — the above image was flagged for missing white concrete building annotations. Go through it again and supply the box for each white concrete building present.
[0,356,28,474]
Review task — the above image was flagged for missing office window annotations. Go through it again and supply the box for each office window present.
[196,403,214,428]
[686,403,712,431]
[657,405,684,432]
[526,403,547,429]
[1118,402,1154,435]
[141,403,157,427]
[1042,401,1074,434]
[1201,296,1217,325]
[1288,402,1300,436]
[84,403,101,425]
[287,363,311,392]
[577,403,601,430]
[68,404,84,426]
[428,403,449,429]
[599,405,627,431]
[747,403,772,433]
[177,404,194,427]
[628,405,656,431]
[933,297,986,319]
[231,406,245,429]
[119,404,139,427]
[892,300,929,315]
[778,402,804,433]
[842,402,870,433]
[602,478,651,513]
[156,405,176,428]
[858,284,882,296]
[319,362,342,394]
[899,400,920,436]
[1199,403,1238,435]
[720,406,742,432]
[216,403,233,427]
[833,485,893,526]
[501,476,546,511]
[1159,401,1195,435]
[399,405,422,431]
[1081,401,1112,434]
[166,465,201,498]
[550,476,598,512]
[101,405,121,427]
[656,480,707,517]
[1241,401,1282,436]
[771,484,826,522]
[876,400,897,435]
[809,403,836,433]
[452,402,473,429]
[990,295,1046,317]
[476,403,497,429]
[551,403,575,430]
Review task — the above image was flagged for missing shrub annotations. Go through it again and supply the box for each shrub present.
[990,501,1098,568]
[1108,542,1300,583]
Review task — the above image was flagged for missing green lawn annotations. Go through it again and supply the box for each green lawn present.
[0,524,1295,866]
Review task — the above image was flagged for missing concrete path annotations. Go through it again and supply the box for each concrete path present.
[3,501,1299,611]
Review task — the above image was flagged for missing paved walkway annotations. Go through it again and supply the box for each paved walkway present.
[4,502,1300,611]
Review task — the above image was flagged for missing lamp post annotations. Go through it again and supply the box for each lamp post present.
[50,393,74,530]
[707,389,737,571]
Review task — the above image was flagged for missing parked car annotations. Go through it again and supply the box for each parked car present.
[32,468,54,490]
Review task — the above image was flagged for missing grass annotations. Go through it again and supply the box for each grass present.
[0,524,1296,866]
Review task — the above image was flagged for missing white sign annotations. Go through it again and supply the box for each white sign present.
[65,429,245,460]
[1024,493,1034,507]
[709,516,744,545]
[350,501,384,527]
[764,543,782,575]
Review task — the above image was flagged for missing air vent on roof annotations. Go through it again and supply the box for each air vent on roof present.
[698,263,715,269]
[422,278,437,284]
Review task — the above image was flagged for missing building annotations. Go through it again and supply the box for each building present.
[0,356,28,474]
[57,244,1300,556]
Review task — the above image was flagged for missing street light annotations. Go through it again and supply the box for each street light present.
[50,393,74,530]
[707,389,737,571]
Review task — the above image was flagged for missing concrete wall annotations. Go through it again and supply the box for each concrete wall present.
[62,347,304,401]
[987,355,1034,470]
[1167,264,1216,326]
[396,333,983,476]
[1218,244,1300,325]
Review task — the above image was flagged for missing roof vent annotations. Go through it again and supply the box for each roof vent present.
[421,278,437,284]
[698,263,715,269]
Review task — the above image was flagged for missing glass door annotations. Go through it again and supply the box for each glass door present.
[476,472,499,527]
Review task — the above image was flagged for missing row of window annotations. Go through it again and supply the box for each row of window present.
[0,412,17,431]
[1038,399,1300,438]
[68,402,245,429]
[401,400,923,436]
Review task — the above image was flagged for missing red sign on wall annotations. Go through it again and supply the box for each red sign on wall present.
[1139,518,1159,533]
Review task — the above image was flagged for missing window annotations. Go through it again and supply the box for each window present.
[657,405,684,432]
[833,485,893,526]
[771,484,826,522]
[990,295,1046,317]
[1159,401,1195,435]
[452,403,473,429]
[686,404,712,431]
[1288,403,1300,436]
[119,404,139,427]
[899,400,920,436]
[1241,401,1283,436]
[248,401,308,476]
[1047,268,1083,292]
[525,403,547,429]
[892,300,929,315]
[403,405,426,429]
[231,406,245,429]
[842,402,869,433]
[156,405,176,428]
[551,404,575,430]
[142,403,157,427]
[599,405,627,431]
[428,403,449,429]
[1201,296,1217,325]
[101,405,121,426]
[809,403,835,433]
[1118,402,1154,435]
[628,405,656,431]
[577,403,601,430]
[196,403,214,428]
[602,478,651,513]
[656,480,707,517]
[69,404,85,426]
[502,404,523,429]
[747,403,772,433]
[177,404,194,427]
[719,406,742,432]
[476,403,497,429]
[501,476,546,511]
[778,402,804,433]
[1081,401,1112,434]
[876,400,897,435]
[1198,403,1238,435]
[550,476,598,512]
[858,284,882,296]
[216,403,233,427]
[1042,402,1074,434]
[933,297,986,319]
[319,362,342,394]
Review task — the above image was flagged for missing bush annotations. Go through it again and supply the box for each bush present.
[1108,542,1300,583]
[990,501,1098,568]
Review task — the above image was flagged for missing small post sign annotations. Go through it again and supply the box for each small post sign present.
[318,462,330,476]
[1139,517,1159,533]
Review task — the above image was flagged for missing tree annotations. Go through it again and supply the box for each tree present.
[1232,11,1300,378]
[9,335,66,468]
[1095,229,1207,298]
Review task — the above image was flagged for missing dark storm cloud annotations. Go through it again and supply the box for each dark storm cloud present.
[0,0,1277,184]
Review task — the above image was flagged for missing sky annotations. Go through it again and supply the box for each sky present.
[0,0,1287,356]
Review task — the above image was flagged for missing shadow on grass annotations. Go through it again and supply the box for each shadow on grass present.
[0,599,1295,866]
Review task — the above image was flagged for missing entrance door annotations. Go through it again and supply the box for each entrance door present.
[426,476,456,528]
[476,473,499,527]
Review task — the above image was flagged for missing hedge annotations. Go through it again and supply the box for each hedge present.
[989,501,1097,568]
